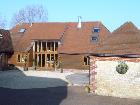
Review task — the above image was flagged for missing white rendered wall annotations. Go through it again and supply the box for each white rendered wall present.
[91,57,140,99]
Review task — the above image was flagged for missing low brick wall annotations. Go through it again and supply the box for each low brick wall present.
[90,56,140,99]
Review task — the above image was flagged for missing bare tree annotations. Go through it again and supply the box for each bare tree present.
[0,14,7,29]
[11,5,48,26]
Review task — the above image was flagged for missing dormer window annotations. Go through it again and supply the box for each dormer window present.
[93,27,100,33]
[91,34,99,43]
[19,28,26,33]
[0,34,3,39]
[92,36,98,41]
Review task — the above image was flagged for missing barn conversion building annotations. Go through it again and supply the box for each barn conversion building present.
[7,20,140,98]
[9,20,110,70]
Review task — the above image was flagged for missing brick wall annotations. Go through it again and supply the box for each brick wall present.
[90,56,140,99]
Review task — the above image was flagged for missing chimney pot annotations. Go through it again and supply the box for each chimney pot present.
[77,16,82,29]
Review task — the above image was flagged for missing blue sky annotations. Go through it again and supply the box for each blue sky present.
[0,0,140,31]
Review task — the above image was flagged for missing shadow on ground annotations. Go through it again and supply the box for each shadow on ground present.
[0,69,68,105]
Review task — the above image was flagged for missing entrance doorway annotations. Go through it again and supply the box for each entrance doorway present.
[33,41,59,70]
[46,54,58,69]
[35,53,58,69]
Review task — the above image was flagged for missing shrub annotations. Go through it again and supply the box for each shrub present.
[116,61,128,74]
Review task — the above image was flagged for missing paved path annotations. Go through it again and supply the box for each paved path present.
[0,86,139,105]
[61,86,140,105]
[66,72,89,86]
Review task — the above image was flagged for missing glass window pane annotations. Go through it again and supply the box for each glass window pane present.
[91,36,98,42]
[55,42,58,51]
[47,54,50,61]
[17,54,20,62]
[93,27,100,33]
[51,54,54,61]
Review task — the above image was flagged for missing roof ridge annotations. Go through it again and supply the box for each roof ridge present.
[14,21,102,25]
[112,21,139,34]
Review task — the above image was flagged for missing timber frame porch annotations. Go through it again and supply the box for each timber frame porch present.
[32,40,59,69]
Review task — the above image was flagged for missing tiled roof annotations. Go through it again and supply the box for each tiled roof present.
[10,23,66,52]
[11,21,140,56]
[59,22,110,54]
[11,22,110,53]
[10,23,30,52]
[95,22,140,55]
[0,29,13,54]
[113,21,139,34]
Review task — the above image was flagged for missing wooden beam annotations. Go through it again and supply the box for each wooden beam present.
[41,54,42,67]
[45,53,46,67]
[37,54,38,67]
[54,41,55,51]
[37,41,39,52]
[41,41,42,52]
[50,42,52,51]
[33,41,35,66]
[46,41,47,52]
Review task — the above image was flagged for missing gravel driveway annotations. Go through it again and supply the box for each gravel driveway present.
[0,70,70,89]
[0,69,88,89]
